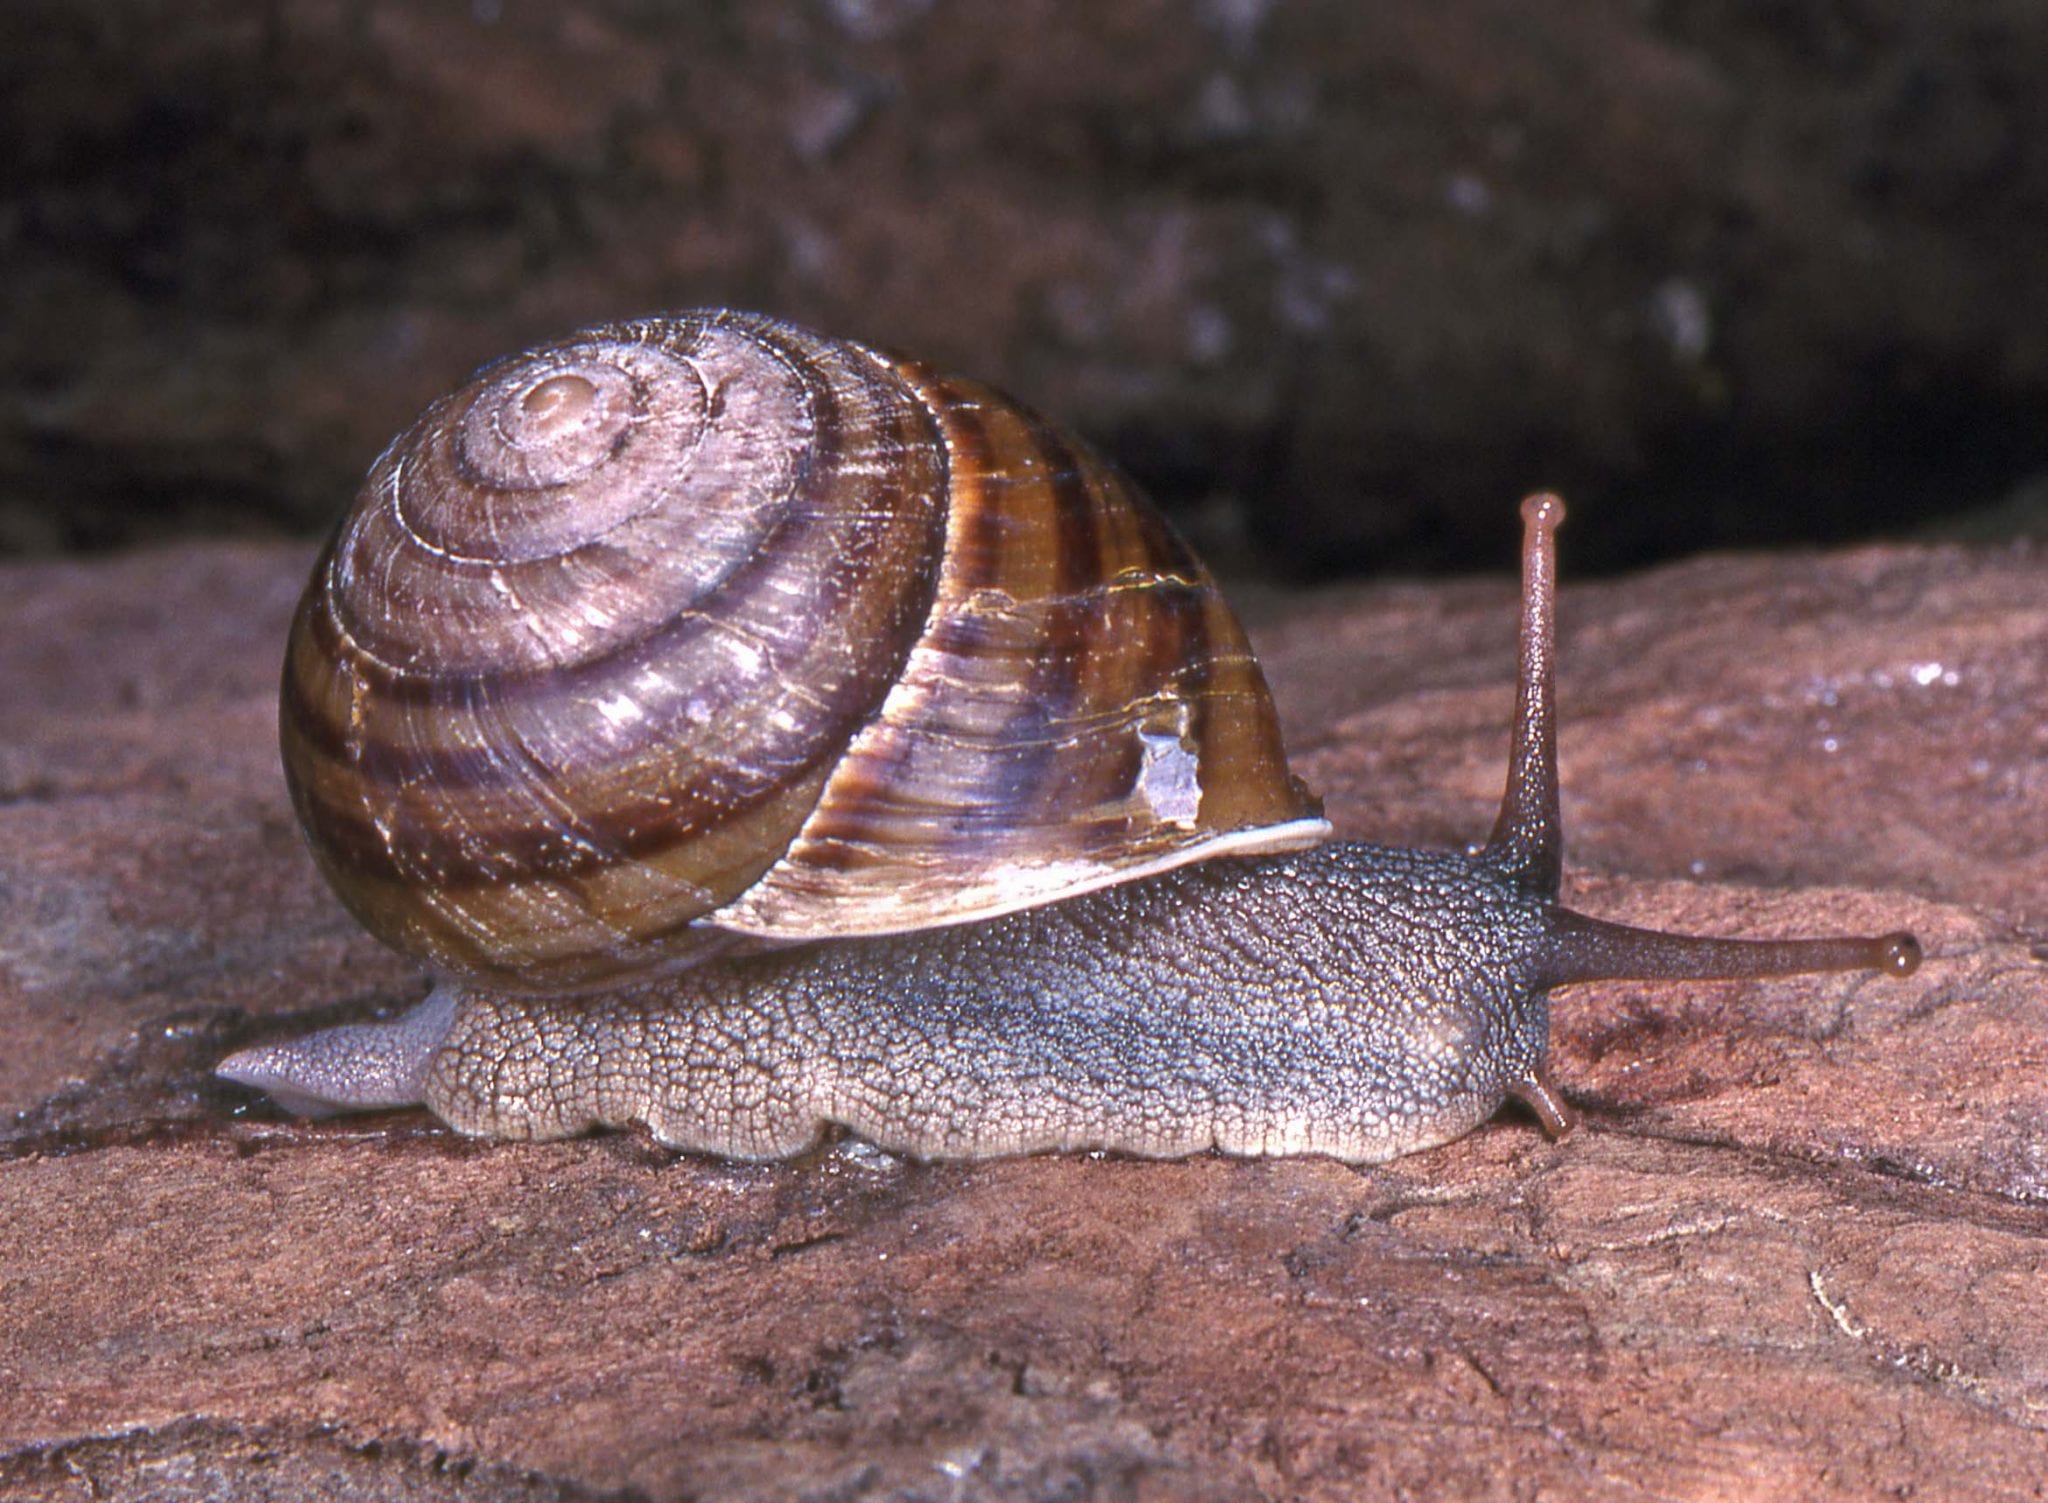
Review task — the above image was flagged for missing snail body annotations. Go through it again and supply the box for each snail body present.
[277,844,1556,1160]
[220,312,1920,1162]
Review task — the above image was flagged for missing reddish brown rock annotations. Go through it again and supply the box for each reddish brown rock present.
[1,537,2044,1499]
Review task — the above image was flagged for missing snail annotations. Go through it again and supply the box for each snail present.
[217,309,1922,1162]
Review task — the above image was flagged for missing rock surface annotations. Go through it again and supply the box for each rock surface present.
[5,0,2048,567]
[1,534,2044,1500]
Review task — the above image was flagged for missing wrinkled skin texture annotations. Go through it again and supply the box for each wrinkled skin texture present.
[225,847,1558,1160]
[423,845,1554,1160]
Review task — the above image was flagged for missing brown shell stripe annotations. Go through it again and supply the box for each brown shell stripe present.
[715,363,1321,940]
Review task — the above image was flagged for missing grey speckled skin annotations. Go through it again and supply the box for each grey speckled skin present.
[421,845,1555,1161]
[219,495,1920,1162]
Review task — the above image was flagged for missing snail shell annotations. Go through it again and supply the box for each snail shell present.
[281,310,1328,993]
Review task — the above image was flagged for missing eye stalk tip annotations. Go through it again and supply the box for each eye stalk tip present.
[1520,492,1567,533]
[1877,932,1923,978]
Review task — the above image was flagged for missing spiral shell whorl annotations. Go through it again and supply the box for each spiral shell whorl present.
[282,310,1323,993]
[285,313,947,989]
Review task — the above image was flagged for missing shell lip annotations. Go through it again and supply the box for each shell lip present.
[713,815,1335,942]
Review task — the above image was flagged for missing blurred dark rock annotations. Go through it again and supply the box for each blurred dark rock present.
[3,0,2046,570]
[1,533,2044,1497]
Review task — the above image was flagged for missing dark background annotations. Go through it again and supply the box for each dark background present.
[5,0,2046,575]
